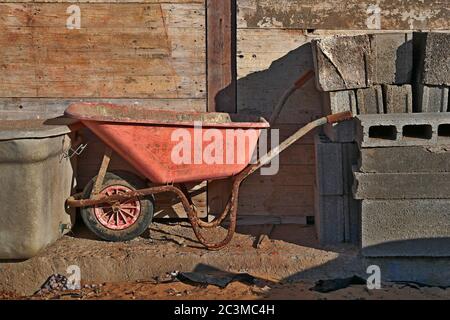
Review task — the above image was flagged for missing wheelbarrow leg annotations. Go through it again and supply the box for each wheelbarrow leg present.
[92,146,113,196]
[183,177,242,250]
[178,183,232,229]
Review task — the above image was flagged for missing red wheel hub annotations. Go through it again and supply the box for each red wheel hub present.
[94,185,141,230]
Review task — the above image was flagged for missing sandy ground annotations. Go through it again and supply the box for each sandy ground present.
[1,221,450,300]
[2,279,450,300]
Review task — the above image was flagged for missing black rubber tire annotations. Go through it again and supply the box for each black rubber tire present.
[80,171,154,242]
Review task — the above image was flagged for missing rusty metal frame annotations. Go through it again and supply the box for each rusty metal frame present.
[66,110,352,250]
[91,146,113,196]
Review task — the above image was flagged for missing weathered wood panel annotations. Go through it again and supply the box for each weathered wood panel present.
[0,3,205,98]
[238,0,450,30]
[206,0,236,112]
[0,1,207,218]
[206,0,237,217]
[237,28,321,218]
[237,29,317,217]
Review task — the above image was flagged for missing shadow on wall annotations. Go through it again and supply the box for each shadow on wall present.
[279,238,450,290]
[236,42,321,122]
[212,42,323,245]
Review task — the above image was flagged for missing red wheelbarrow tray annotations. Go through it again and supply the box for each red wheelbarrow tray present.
[65,102,270,184]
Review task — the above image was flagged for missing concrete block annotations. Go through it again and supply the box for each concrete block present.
[312,35,373,91]
[383,84,413,113]
[353,172,450,200]
[314,134,343,195]
[359,145,450,173]
[361,199,450,257]
[322,90,357,142]
[415,84,449,113]
[356,112,450,148]
[314,186,345,245]
[414,32,450,86]
[344,194,361,245]
[342,143,359,194]
[323,121,356,143]
[369,33,413,85]
[322,90,358,115]
[356,86,383,114]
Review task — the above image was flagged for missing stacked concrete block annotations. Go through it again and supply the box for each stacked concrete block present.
[383,84,413,113]
[312,35,372,92]
[355,113,450,148]
[414,32,450,86]
[415,84,449,113]
[314,134,360,245]
[413,32,450,113]
[354,113,450,257]
[369,33,413,85]
[313,33,415,144]
[313,32,450,255]
[356,86,384,114]
[322,90,357,142]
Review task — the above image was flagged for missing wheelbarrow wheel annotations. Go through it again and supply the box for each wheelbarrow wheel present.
[80,171,154,242]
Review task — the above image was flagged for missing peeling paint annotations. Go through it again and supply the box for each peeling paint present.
[238,0,450,30]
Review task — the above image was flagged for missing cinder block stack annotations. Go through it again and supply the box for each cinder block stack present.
[414,32,450,112]
[314,134,359,245]
[312,33,413,246]
[354,113,450,257]
[312,32,450,254]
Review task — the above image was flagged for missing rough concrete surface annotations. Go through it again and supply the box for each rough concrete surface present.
[383,84,413,113]
[356,86,384,114]
[369,33,413,85]
[359,145,450,173]
[414,32,450,86]
[322,90,357,142]
[323,121,356,143]
[353,172,450,200]
[314,190,345,245]
[415,84,449,113]
[356,113,450,148]
[0,135,75,259]
[312,35,372,91]
[322,90,358,115]
[361,199,450,257]
[314,134,343,195]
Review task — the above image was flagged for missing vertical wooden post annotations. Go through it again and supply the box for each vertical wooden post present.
[207,0,236,216]
[207,0,236,113]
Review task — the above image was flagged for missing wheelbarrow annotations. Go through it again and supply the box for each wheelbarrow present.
[65,71,353,250]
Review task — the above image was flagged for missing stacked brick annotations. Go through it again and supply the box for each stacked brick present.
[354,114,450,257]
[312,32,450,255]
[314,134,359,245]
[414,32,450,112]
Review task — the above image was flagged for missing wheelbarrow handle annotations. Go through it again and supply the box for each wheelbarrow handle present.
[326,111,354,124]
[294,70,315,89]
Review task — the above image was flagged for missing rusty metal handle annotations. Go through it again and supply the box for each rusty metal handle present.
[269,70,315,125]
[326,111,354,124]
[294,70,315,89]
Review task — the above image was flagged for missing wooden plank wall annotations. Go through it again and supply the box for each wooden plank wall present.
[0,0,206,218]
[236,0,449,220]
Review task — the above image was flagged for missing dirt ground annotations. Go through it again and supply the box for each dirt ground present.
[1,221,450,300]
[2,278,450,300]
